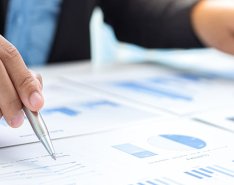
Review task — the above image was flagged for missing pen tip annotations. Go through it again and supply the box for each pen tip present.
[51,154,56,160]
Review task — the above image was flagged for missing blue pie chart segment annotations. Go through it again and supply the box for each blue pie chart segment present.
[160,134,206,149]
[148,134,206,151]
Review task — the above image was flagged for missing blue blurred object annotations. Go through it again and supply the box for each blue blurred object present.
[5,0,62,67]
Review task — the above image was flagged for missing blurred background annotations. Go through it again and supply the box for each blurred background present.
[90,7,157,66]
[90,7,234,79]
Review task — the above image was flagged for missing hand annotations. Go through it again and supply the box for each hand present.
[192,0,234,54]
[0,35,44,128]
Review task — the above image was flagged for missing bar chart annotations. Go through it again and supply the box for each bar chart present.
[128,177,185,185]
[113,143,157,158]
[68,66,234,115]
[114,81,192,101]
[42,100,119,117]
[185,165,234,180]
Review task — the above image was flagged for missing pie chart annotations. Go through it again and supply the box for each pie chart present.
[148,134,206,151]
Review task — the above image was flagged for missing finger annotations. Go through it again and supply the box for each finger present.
[214,31,234,55]
[30,70,43,89]
[0,59,24,128]
[0,35,44,111]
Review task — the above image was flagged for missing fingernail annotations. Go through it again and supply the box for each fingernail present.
[30,91,43,108]
[10,110,25,128]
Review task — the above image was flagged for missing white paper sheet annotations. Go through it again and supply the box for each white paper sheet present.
[0,139,100,185]
[1,61,234,185]
[67,118,234,185]
[63,65,234,115]
[0,78,161,148]
[1,118,234,185]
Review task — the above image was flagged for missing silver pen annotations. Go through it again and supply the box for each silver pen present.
[23,106,56,160]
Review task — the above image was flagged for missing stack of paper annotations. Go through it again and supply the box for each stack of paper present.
[1,58,234,185]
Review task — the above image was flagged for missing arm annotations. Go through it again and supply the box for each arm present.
[100,0,203,48]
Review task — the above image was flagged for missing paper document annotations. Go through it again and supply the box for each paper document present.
[63,65,234,115]
[0,140,100,185]
[1,118,234,184]
[0,78,160,148]
[66,118,234,185]
[0,62,233,184]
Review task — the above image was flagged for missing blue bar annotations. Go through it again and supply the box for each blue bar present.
[42,107,79,116]
[192,170,212,178]
[115,82,192,101]
[180,73,215,81]
[179,73,201,81]
[149,77,183,84]
[113,143,157,158]
[137,183,145,185]
[207,166,234,177]
[81,100,119,109]
[149,75,198,84]
[160,135,206,149]
[146,181,158,185]
[199,168,214,174]
[184,172,203,179]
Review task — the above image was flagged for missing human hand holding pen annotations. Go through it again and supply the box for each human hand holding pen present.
[0,35,44,127]
[0,36,55,159]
